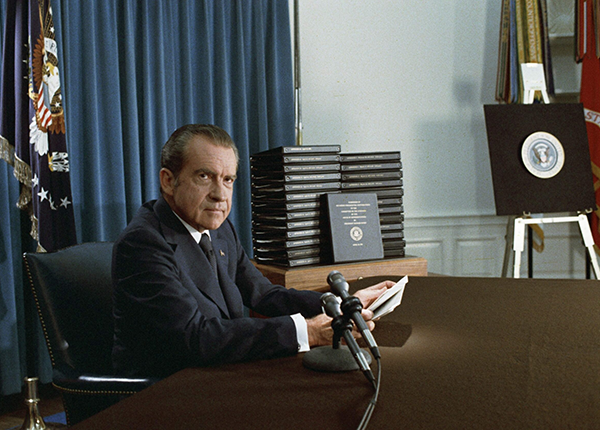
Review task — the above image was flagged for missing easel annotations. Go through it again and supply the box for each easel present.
[504,64,599,279]
[511,212,600,278]
[521,63,550,104]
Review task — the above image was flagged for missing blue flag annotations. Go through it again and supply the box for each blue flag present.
[0,0,76,252]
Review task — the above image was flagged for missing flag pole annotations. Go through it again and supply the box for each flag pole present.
[294,0,303,146]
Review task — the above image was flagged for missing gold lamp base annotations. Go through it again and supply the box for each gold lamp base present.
[19,377,66,430]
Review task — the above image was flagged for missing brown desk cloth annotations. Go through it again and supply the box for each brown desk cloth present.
[73,276,600,429]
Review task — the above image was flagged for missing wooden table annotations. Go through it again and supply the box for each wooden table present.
[72,275,600,429]
[253,255,427,291]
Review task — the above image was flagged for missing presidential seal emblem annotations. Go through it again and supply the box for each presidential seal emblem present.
[521,131,565,179]
[350,226,363,242]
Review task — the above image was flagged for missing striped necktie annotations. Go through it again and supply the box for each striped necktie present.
[199,233,218,277]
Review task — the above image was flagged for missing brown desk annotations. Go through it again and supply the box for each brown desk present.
[253,255,427,291]
[73,276,600,429]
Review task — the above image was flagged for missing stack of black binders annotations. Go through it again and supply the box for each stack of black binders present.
[250,145,341,267]
[339,152,405,258]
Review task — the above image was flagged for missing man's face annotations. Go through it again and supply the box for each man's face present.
[160,135,237,231]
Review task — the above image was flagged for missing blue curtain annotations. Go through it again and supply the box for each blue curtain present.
[54,0,294,244]
[0,156,37,396]
[0,0,293,396]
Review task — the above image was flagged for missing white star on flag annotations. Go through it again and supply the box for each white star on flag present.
[38,187,48,202]
[60,197,71,208]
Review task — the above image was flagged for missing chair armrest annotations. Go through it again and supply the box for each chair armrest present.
[52,366,159,395]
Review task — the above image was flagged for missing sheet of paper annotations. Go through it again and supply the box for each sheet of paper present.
[367,275,408,319]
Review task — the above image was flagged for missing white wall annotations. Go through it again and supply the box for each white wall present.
[297,0,500,218]
[295,1,590,277]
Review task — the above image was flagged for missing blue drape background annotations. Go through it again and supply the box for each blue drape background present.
[0,0,293,396]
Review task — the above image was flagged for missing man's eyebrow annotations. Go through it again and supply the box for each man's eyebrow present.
[193,168,237,180]
[194,168,214,175]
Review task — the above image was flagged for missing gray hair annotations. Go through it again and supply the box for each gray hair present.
[160,124,239,181]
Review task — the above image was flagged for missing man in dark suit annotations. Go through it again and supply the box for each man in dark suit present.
[112,124,392,378]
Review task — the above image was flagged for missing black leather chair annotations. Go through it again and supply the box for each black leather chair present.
[23,242,157,426]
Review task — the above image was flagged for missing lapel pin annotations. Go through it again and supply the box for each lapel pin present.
[220,250,225,256]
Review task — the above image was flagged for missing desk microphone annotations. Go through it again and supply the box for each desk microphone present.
[327,271,381,359]
[321,293,375,386]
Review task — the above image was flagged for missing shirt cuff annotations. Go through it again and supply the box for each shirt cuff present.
[290,313,310,352]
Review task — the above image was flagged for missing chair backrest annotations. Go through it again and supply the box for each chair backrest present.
[23,242,115,374]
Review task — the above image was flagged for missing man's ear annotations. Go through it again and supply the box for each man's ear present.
[159,168,175,196]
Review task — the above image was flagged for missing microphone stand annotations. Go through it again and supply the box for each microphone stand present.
[302,314,372,375]
[302,287,381,429]
[303,311,381,430]
[331,311,352,349]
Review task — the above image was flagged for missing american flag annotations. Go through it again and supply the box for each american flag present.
[0,0,76,252]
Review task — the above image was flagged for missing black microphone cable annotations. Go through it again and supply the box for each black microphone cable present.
[357,356,381,430]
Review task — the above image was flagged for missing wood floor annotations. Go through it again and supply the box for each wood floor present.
[0,384,64,430]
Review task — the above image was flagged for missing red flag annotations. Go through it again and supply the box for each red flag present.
[0,0,76,252]
[580,0,600,250]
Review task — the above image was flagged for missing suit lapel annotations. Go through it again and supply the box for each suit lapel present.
[212,228,244,318]
[155,197,231,318]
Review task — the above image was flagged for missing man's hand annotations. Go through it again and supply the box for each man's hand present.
[306,280,394,347]
[306,313,334,347]
[354,280,396,310]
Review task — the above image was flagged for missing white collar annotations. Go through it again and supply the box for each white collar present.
[172,211,210,243]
